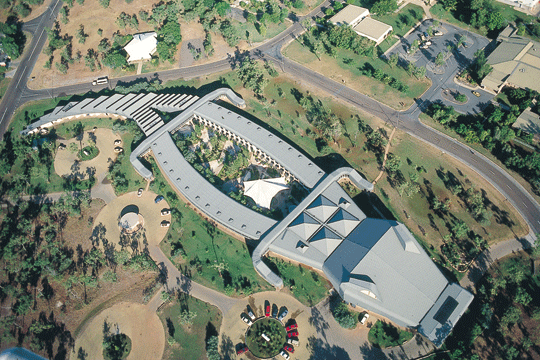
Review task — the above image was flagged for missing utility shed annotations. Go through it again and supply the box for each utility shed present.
[124,32,158,62]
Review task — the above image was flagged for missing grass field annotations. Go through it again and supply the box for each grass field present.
[282,40,430,109]
[152,158,274,296]
[263,256,332,306]
[158,294,222,360]
[0,77,10,100]
[419,112,540,205]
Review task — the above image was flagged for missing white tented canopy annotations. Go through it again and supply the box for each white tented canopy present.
[124,32,158,62]
[243,177,289,209]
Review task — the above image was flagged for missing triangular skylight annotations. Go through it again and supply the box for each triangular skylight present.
[308,226,342,256]
[288,212,321,240]
[306,195,338,222]
[327,208,360,237]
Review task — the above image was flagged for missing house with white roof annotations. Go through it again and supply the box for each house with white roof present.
[329,5,393,45]
[124,32,158,63]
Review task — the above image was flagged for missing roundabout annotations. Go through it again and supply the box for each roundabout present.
[245,317,287,358]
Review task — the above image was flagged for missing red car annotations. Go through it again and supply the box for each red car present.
[283,345,295,353]
[285,323,297,332]
[287,331,298,338]
[236,345,249,355]
[265,305,270,317]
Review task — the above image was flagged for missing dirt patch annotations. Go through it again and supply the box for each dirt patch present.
[54,128,121,181]
[72,302,165,360]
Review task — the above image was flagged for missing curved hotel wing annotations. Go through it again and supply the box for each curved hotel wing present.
[21,88,473,346]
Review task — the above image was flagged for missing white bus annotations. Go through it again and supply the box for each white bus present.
[92,76,108,85]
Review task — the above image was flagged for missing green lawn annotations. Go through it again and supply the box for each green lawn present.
[158,294,222,360]
[373,4,425,37]
[282,39,431,109]
[263,257,331,307]
[368,320,414,348]
[236,21,289,44]
[152,157,273,296]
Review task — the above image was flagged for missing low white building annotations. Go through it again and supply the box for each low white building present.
[330,5,393,45]
[124,32,158,63]
[495,0,539,11]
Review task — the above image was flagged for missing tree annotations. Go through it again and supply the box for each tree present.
[98,0,109,8]
[102,50,127,68]
[206,336,220,360]
[413,66,426,79]
[385,154,401,173]
[435,52,446,66]
[179,310,197,325]
[407,61,416,76]
[76,25,87,44]
[371,0,398,15]
[387,53,398,68]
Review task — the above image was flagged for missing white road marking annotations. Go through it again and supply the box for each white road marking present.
[523,203,528,208]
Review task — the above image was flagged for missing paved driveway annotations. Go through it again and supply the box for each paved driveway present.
[387,19,493,115]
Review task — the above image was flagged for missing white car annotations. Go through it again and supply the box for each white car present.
[160,220,170,228]
[279,350,290,360]
[360,312,370,325]
[137,188,143,197]
[434,30,443,36]
[287,338,299,346]
[161,209,170,216]
[114,139,122,145]
[241,313,253,326]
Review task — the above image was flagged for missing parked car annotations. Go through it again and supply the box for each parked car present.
[137,188,143,197]
[246,305,256,320]
[434,30,443,36]
[114,146,123,153]
[472,91,481,97]
[287,338,299,346]
[265,304,270,317]
[279,350,290,360]
[285,323,297,332]
[424,40,432,46]
[423,31,429,38]
[287,331,298,338]
[155,195,164,203]
[360,312,370,325]
[420,33,426,41]
[236,345,249,355]
[160,220,170,228]
[277,308,288,321]
[114,139,122,145]
[161,209,170,216]
[272,305,278,318]
[283,345,294,353]
[241,313,253,326]
[421,44,429,49]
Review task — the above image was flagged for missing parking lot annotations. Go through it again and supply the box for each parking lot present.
[387,19,494,115]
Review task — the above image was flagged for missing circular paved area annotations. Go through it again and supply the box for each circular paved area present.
[92,190,171,250]
[220,291,317,359]
[71,302,165,360]
[55,128,121,180]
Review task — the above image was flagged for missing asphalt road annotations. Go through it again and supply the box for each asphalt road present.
[0,0,63,136]
[1,2,539,239]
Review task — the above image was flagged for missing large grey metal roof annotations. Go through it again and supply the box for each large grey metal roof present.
[194,102,325,188]
[255,167,472,346]
[20,92,199,136]
[323,218,449,327]
[151,131,277,240]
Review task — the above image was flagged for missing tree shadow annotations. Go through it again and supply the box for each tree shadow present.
[308,306,329,340]
[307,336,353,360]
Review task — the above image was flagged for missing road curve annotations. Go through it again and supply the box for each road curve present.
[1,0,538,246]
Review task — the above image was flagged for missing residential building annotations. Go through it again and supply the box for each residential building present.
[330,5,393,45]
[124,32,158,63]
[482,25,540,94]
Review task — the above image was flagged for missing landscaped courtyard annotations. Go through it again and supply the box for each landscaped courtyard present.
[245,317,287,358]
